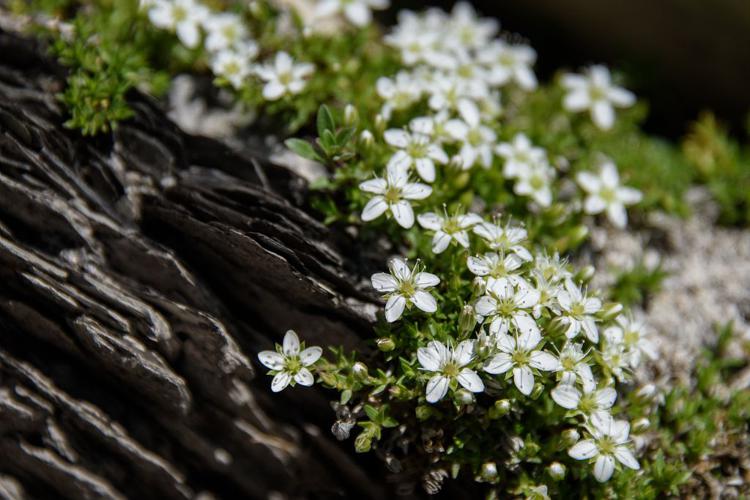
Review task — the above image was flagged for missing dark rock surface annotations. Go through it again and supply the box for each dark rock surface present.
[0,29,388,499]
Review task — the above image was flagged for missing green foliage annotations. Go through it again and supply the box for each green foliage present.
[683,113,750,226]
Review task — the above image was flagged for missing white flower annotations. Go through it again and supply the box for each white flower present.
[562,65,636,130]
[418,340,484,403]
[417,211,483,253]
[210,43,258,89]
[604,315,657,368]
[555,342,595,392]
[446,100,496,169]
[359,162,432,228]
[258,330,322,392]
[534,252,573,283]
[385,18,440,66]
[446,2,498,50]
[601,341,632,382]
[496,133,547,179]
[515,164,554,207]
[551,383,617,417]
[255,52,314,101]
[483,329,559,395]
[577,160,642,228]
[475,278,541,337]
[376,72,422,119]
[557,279,602,343]
[409,110,455,145]
[147,0,209,48]
[473,221,532,261]
[315,0,389,27]
[568,412,640,482]
[371,257,440,322]
[467,252,525,285]
[203,12,247,52]
[384,129,449,183]
[478,40,538,90]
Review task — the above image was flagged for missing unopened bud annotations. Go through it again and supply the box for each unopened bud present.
[454,388,475,406]
[547,316,570,337]
[569,225,590,248]
[415,405,433,421]
[562,428,580,446]
[352,362,368,378]
[359,129,374,149]
[530,382,544,399]
[489,399,511,419]
[459,305,477,335]
[574,264,595,284]
[633,417,650,432]
[600,302,623,322]
[344,104,358,126]
[448,154,465,171]
[376,338,395,352]
[374,114,386,134]
[548,462,566,480]
[472,277,486,297]
[635,383,657,400]
[481,462,498,481]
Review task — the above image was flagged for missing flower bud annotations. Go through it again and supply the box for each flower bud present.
[548,462,566,480]
[359,129,374,149]
[574,264,595,284]
[352,362,368,378]
[374,114,386,134]
[599,302,623,321]
[489,399,511,419]
[454,388,475,406]
[546,316,570,337]
[569,225,590,248]
[448,154,465,171]
[344,104,358,126]
[472,277,486,297]
[561,428,580,446]
[415,405,433,421]
[633,417,650,432]
[530,382,545,399]
[459,305,477,336]
[635,383,657,400]
[481,462,498,481]
[376,337,395,352]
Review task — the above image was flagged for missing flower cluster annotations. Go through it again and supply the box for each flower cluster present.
[143,0,313,98]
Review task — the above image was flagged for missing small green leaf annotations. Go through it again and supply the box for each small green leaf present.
[340,389,352,405]
[364,404,379,422]
[285,138,319,161]
[316,104,335,137]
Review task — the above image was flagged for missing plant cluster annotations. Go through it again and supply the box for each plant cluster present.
[13,0,750,497]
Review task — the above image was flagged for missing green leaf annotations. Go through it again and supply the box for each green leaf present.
[364,404,379,422]
[316,104,335,137]
[284,138,319,161]
[340,389,352,405]
[335,126,356,147]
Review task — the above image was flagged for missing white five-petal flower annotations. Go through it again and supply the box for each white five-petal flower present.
[557,279,602,343]
[315,0,389,27]
[147,0,209,48]
[478,40,538,90]
[371,257,440,322]
[203,12,247,52]
[483,329,559,395]
[384,128,449,183]
[446,100,497,169]
[473,222,532,262]
[417,211,483,253]
[209,42,258,89]
[255,51,314,101]
[577,160,642,228]
[551,383,617,417]
[496,133,547,179]
[359,162,432,228]
[604,315,657,368]
[475,277,541,337]
[562,65,635,130]
[418,340,484,403]
[568,413,640,482]
[555,342,596,392]
[257,330,322,392]
[467,251,526,285]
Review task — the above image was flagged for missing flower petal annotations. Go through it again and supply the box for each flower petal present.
[568,439,598,460]
[484,352,513,374]
[595,387,617,409]
[417,212,444,231]
[283,330,300,356]
[371,272,399,293]
[552,384,581,409]
[592,101,615,130]
[529,350,560,371]
[388,257,411,281]
[431,231,451,253]
[258,351,285,370]
[361,196,388,221]
[401,183,432,200]
[453,340,475,366]
[271,371,292,392]
[513,365,535,395]
[384,129,410,148]
[474,296,497,317]
[417,344,442,371]
[300,346,322,366]
[359,178,387,194]
[614,447,640,470]
[294,367,314,386]
[414,272,440,289]
[457,368,484,393]
[385,294,407,323]
[425,375,450,403]
[391,200,415,228]
[593,455,616,482]
[467,256,491,276]
[411,290,437,313]
[415,158,436,183]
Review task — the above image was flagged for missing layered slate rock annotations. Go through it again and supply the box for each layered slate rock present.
[0,29,388,499]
